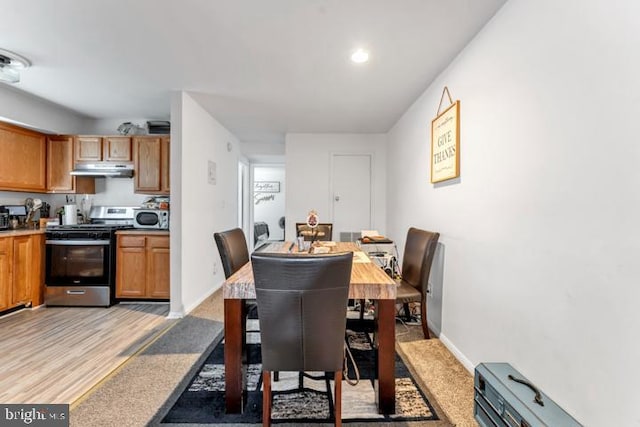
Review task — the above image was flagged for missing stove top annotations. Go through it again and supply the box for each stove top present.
[46,223,133,231]
[47,205,136,232]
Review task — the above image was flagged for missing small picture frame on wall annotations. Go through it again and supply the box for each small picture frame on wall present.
[254,181,280,193]
[431,100,460,183]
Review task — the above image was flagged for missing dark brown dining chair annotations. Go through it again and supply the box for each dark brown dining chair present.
[296,222,333,241]
[214,228,249,279]
[396,227,440,339]
[252,251,353,427]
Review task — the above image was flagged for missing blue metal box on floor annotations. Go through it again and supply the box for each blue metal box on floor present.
[474,363,582,427]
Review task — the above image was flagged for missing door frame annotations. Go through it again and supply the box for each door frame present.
[329,152,374,238]
[238,160,250,241]
[249,162,285,251]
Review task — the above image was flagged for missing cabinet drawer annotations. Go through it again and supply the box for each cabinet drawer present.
[118,236,146,248]
[146,236,169,249]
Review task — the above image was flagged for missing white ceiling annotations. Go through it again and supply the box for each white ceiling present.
[2,0,506,144]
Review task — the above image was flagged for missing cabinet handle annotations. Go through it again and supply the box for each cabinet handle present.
[508,374,544,406]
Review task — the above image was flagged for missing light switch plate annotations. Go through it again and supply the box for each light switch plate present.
[208,160,216,185]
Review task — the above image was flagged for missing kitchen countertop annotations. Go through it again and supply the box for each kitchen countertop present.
[0,228,46,237]
[116,229,170,236]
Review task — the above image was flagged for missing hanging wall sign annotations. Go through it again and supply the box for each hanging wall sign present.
[431,87,460,183]
[254,181,280,193]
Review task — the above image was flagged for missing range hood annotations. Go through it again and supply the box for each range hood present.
[70,163,134,178]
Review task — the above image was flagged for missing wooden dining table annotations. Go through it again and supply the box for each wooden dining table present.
[222,241,397,415]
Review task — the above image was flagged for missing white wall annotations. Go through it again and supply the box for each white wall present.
[386,1,640,425]
[0,85,91,134]
[285,133,387,241]
[240,141,285,164]
[172,91,242,315]
[253,166,285,241]
[47,179,148,214]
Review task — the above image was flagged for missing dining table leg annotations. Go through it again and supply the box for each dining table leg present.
[224,298,245,413]
[376,298,395,414]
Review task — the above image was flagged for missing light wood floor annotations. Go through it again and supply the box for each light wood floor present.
[0,303,171,404]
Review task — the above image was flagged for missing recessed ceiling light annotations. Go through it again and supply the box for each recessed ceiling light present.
[0,48,31,84]
[350,48,370,64]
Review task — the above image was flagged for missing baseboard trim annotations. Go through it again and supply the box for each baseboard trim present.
[439,332,475,373]
[182,285,221,315]
[167,311,184,319]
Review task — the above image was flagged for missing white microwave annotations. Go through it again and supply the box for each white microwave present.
[133,209,169,229]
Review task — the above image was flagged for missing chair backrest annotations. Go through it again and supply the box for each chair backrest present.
[253,221,270,245]
[295,222,333,241]
[401,227,440,292]
[214,228,249,279]
[251,252,352,372]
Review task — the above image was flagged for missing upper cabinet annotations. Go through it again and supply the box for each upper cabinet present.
[47,136,74,192]
[75,136,102,162]
[47,136,95,194]
[0,120,168,195]
[0,121,47,192]
[103,136,132,162]
[75,136,132,163]
[133,136,170,195]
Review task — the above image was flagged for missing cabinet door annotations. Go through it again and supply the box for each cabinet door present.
[0,121,47,192]
[146,236,170,298]
[0,237,11,312]
[29,234,44,307]
[116,236,147,298]
[133,137,162,193]
[103,137,132,162]
[160,137,170,194]
[12,235,33,306]
[75,136,103,162]
[47,136,75,192]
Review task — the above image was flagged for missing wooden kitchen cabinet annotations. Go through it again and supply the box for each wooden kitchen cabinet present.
[46,135,95,194]
[75,136,103,162]
[0,233,44,313]
[160,137,170,193]
[75,136,132,163]
[133,136,170,195]
[0,238,11,312]
[116,233,169,299]
[146,236,170,298]
[12,235,34,306]
[103,136,132,161]
[0,121,47,192]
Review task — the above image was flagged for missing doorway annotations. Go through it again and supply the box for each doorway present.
[251,164,285,249]
[330,154,372,241]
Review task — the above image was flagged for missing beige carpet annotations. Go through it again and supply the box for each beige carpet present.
[398,339,477,427]
[70,290,478,426]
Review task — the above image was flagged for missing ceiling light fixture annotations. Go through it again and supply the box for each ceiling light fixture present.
[0,48,31,84]
[350,48,370,64]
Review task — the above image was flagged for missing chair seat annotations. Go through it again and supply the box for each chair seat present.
[395,279,422,304]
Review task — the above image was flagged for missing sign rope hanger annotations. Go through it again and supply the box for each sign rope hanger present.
[436,86,454,116]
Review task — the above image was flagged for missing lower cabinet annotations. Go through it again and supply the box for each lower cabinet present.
[0,233,44,313]
[116,233,169,299]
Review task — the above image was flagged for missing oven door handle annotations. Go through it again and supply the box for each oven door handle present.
[45,240,111,246]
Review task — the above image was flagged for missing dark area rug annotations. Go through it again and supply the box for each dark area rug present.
[162,311,441,425]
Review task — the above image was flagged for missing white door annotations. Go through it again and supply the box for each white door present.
[331,154,372,241]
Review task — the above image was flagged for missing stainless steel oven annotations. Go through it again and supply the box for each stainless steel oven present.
[44,206,135,307]
[45,230,114,306]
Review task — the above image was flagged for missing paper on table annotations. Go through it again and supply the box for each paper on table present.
[319,241,336,247]
[311,246,331,254]
[352,251,371,263]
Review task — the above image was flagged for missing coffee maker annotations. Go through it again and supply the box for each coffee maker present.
[1,205,28,229]
[0,206,8,230]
